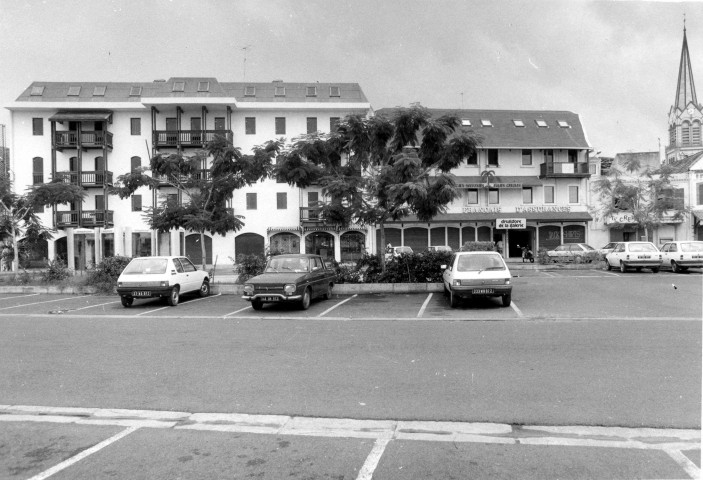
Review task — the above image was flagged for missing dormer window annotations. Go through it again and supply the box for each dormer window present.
[535,119,548,128]
[244,86,256,97]
[129,86,142,96]
[481,119,492,127]
[172,81,185,92]
[306,86,317,97]
[197,81,210,92]
[558,120,570,128]
[30,86,44,96]
[461,119,471,126]
[274,86,286,97]
[513,119,525,127]
[67,86,81,96]
[329,86,341,97]
[93,86,106,96]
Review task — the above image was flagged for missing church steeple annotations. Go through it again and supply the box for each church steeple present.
[674,23,698,111]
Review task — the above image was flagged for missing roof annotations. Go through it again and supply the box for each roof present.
[390,211,593,223]
[674,28,699,111]
[656,151,703,173]
[375,108,591,149]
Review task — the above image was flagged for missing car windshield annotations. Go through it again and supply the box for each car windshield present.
[397,247,412,254]
[681,242,703,252]
[266,257,309,273]
[628,243,658,253]
[122,258,168,275]
[456,254,506,272]
[581,244,595,251]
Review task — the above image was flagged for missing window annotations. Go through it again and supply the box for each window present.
[214,117,225,131]
[513,119,525,127]
[32,157,43,184]
[568,150,578,163]
[568,186,579,203]
[306,117,317,134]
[274,86,285,97]
[190,117,201,131]
[94,156,105,171]
[244,86,256,97]
[167,193,178,205]
[544,149,554,163]
[246,193,257,210]
[544,185,555,203]
[32,118,43,136]
[558,120,570,128]
[276,192,287,209]
[461,119,471,126]
[93,86,106,96]
[131,156,141,171]
[521,149,532,166]
[466,150,478,165]
[129,86,142,96]
[487,149,499,166]
[132,195,142,211]
[698,183,703,205]
[197,81,209,92]
[67,86,81,96]
[330,117,340,132]
[693,121,701,146]
[682,121,691,145]
[329,86,341,97]
[130,118,141,135]
[535,119,548,128]
[306,86,317,97]
[275,117,286,135]
[669,125,676,146]
[30,86,44,96]
[467,189,478,204]
[522,187,533,204]
[172,81,185,92]
[481,119,492,127]
[245,117,256,135]
[95,195,105,210]
[488,189,499,204]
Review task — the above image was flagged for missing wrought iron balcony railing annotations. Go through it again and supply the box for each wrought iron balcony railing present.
[53,131,113,150]
[53,171,113,187]
[152,130,233,149]
[55,210,114,228]
[540,162,590,178]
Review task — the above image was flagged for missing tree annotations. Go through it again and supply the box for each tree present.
[591,156,687,242]
[275,105,481,270]
[110,136,277,269]
[0,175,86,271]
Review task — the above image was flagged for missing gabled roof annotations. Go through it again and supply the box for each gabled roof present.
[656,151,703,173]
[375,108,590,149]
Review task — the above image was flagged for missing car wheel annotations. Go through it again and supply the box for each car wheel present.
[443,283,449,297]
[199,279,210,297]
[323,283,333,300]
[502,293,511,307]
[449,289,459,308]
[651,267,660,273]
[300,288,311,310]
[672,261,680,273]
[603,259,612,271]
[251,299,263,310]
[167,287,179,306]
[620,262,627,273]
[121,296,133,308]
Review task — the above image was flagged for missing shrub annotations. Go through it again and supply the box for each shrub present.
[86,256,132,293]
[231,254,267,283]
[460,241,495,252]
[348,251,452,283]
[537,248,550,265]
[41,258,72,282]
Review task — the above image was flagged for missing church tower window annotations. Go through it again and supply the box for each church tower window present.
[682,121,691,145]
[693,120,701,145]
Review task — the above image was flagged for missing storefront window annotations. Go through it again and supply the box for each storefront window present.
[102,233,114,258]
[538,225,561,250]
[132,232,151,257]
[270,232,300,255]
[305,232,335,261]
[340,231,365,263]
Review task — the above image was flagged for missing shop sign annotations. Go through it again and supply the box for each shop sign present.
[496,218,526,229]
[462,206,502,213]
[515,205,571,213]
[605,212,636,224]
[458,183,522,189]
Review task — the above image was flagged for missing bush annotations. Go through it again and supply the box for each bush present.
[232,254,267,283]
[86,256,132,293]
[346,251,452,283]
[41,258,72,282]
[537,248,550,265]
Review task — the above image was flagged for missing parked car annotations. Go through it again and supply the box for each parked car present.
[116,256,210,307]
[441,251,512,308]
[242,254,336,310]
[598,242,619,258]
[659,241,703,273]
[547,243,596,262]
[426,245,453,253]
[604,242,662,273]
[385,245,413,261]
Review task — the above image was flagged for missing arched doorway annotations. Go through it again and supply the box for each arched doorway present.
[270,232,300,255]
[185,233,212,265]
[235,232,265,259]
[305,231,335,262]
[340,231,365,263]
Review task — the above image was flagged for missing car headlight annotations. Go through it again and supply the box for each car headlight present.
[504,278,511,285]
[284,284,296,295]
[243,284,254,295]
[160,281,168,287]
[117,282,123,287]
[453,279,461,286]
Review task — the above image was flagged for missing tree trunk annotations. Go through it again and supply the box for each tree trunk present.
[379,219,386,273]
[11,223,18,272]
[200,231,207,271]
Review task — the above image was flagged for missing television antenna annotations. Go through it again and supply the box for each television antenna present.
[241,45,252,81]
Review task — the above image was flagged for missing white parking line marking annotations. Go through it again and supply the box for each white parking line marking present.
[664,448,701,479]
[541,271,557,277]
[510,301,524,318]
[223,305,252,316]
[317,294,357,317]
[27,426,139,480]
[356,438,390,480]
[601,270,620,277]
[0,295,91,310]
[0,293,41,301]
[135,306,169,316]
[417,293,433,317]
[70,300,121,311]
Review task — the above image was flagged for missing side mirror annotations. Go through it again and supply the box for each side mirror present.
[440,264,447,270]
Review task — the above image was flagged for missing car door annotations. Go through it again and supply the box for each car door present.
[442,255,455,288]
[171,258,187,290]
[178,257,200,293]
[608,243,623,266]
[660,243,671,264]
[310,257,326,297]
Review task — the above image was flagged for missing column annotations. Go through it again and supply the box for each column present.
[66,228,75,270]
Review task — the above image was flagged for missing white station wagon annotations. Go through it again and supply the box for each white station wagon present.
[604,242,662,273]
[441,251,513,308]
[116,256,210,307]
[659,241,703,273]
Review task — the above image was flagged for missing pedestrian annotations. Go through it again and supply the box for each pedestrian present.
[1,243,11,272]
[497,239,504,255]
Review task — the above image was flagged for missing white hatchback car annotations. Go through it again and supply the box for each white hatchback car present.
[441,251,512,308]
[604,242,662,273]
[116,256,210,307]
[659,241,703,273]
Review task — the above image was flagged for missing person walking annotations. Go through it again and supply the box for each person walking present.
[1,243,11,272]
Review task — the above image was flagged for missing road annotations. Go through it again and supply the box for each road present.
[0,269,700,479]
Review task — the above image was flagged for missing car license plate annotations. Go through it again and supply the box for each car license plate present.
[638,255,651,259]
[473,288,494,294]
[132,291,151,297]
[693,255,703,259]
[262,296,279,302]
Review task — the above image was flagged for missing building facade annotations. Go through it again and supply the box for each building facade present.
[6,78,371,269]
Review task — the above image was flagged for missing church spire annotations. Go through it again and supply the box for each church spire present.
[674,23,698,111]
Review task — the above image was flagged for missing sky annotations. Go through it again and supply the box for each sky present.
[0,0,701,158]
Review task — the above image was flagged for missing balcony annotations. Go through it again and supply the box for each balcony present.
[540,162,590,179]
[300,207,324,224]
[53,131,113,150]
[53,171,113,187]
[154,169,211,186]
[153,130,234,149]
[55,210,114,228]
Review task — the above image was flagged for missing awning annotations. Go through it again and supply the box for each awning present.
[453,176,543,188]
[692,210,703,221]
[390,211,592,223]
[49,111,112,122]
[267,226,301,233]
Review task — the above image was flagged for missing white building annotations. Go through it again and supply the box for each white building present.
[6,78,371,269]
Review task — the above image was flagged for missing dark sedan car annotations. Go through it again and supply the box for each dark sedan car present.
[242,254,336,310]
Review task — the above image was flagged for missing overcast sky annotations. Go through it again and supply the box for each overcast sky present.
[1,0,701,157]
